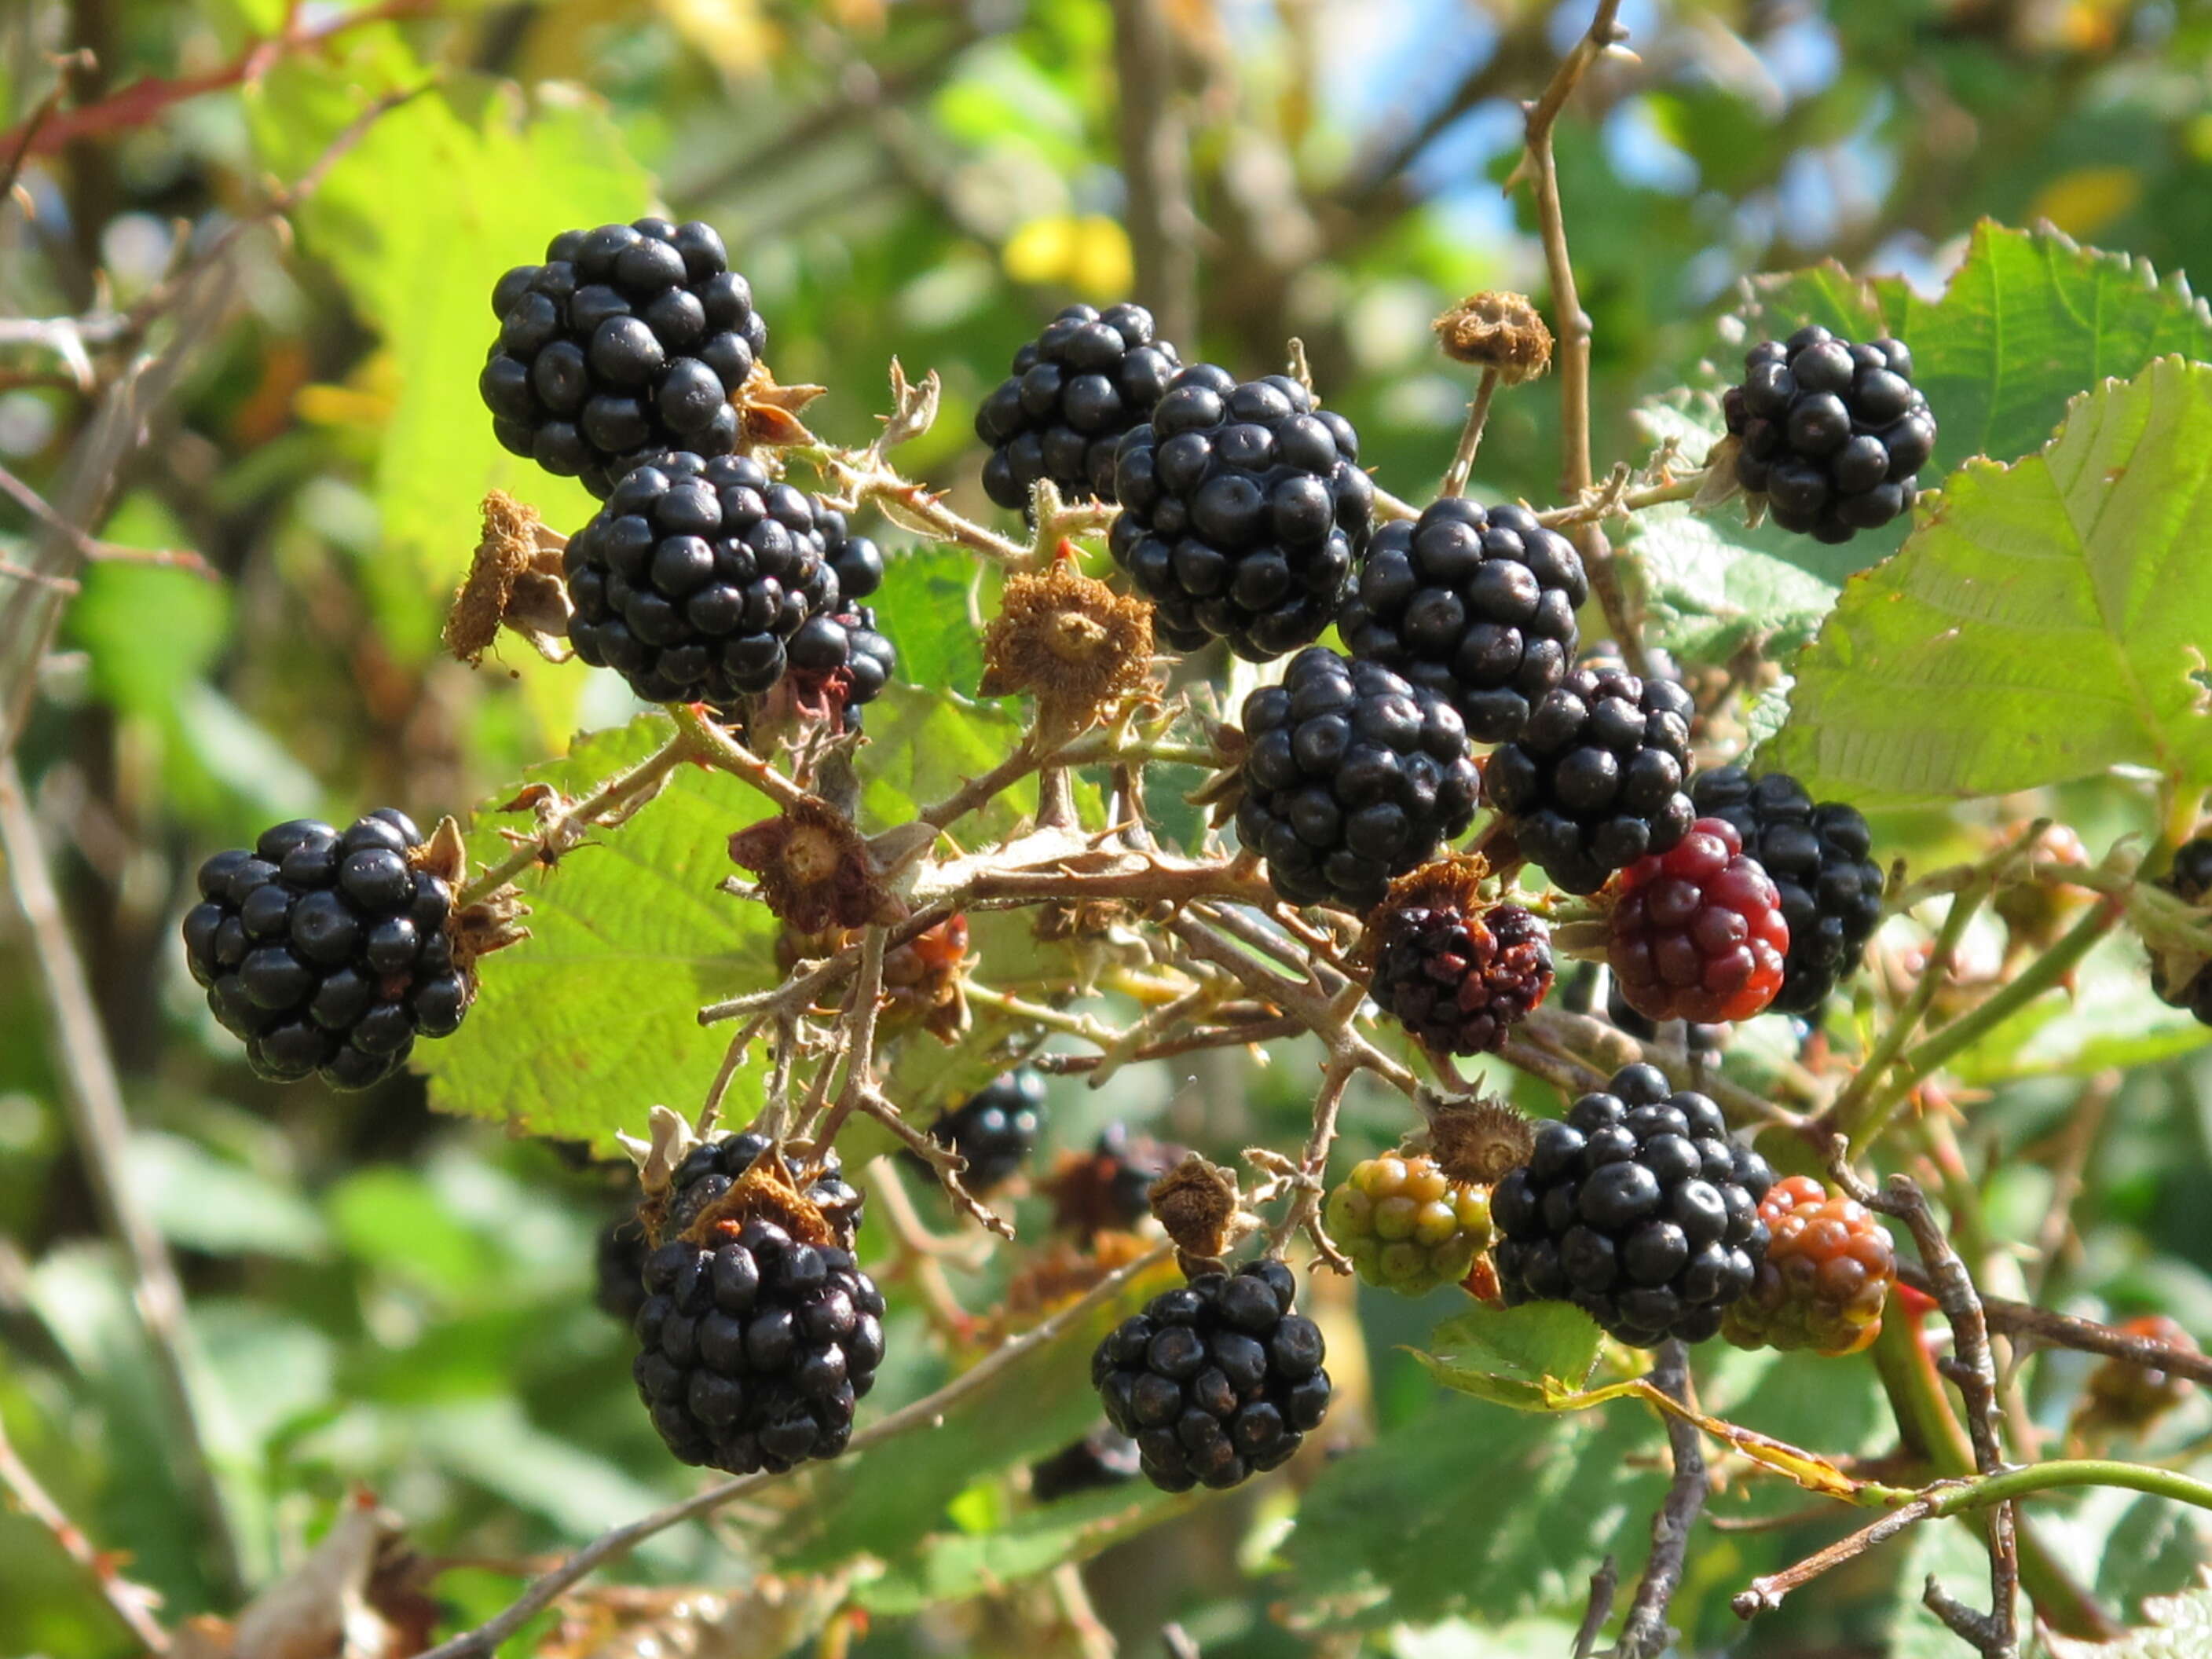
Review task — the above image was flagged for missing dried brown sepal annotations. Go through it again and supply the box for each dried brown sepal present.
[875,357,941,453]
[1421,1093,1536,1187]
[727,800,905,933]
[1433,291,1553,385]
[679,1153,844,1252]
[408,815,527,985]
[978,544,1155,733]
[1353,851,1492,966]
[1149,1152,1240,1268]
[445,491,573,666]
[735,361,828,449]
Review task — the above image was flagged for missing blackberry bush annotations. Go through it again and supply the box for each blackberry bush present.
[1322,1153,1493,1295]
[1492,1064,1774,1346]
[1484,664,1696,895]
[976,303,1181,510]
[1691,767,1883,1016]
[634,1135,880,1474]
[181,811,471,1090]
[924,1068,1047,1192]
[1234,647,1480,911]
[482,218,769,496]
[563,452,842,708]
[1722,326,1936,542]
[1338,498,1586,742]
[1111,366,1374,659]
[1721,1176,1895,1357]
[1093,1259,1331,1492]
[1606,815,1791,1025]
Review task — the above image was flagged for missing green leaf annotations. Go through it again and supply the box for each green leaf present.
[416,714,778,1153]
[123,1133,330,1260]
[1767,357,2212,805]
[1281,1392,1665,1628]
[855,1481,1185,1615]
[1415,1301,1603,1411]
[869,544,997,708]
[1737,222,2212,478]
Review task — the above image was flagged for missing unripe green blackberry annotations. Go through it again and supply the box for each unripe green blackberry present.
[1322,1154,1493,1296]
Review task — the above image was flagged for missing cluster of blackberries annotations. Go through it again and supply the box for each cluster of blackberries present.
[976,303,1181,510]
[1484,665,1697,895]
[1234,647,1479,910]
[1369,900,1552,1057]
[482,218,769,498]
[632,1133,880,1474]
[1111,367,1374,660]
[1723,327,1936,542]
[1093,1259,1330,1492]
[924,1068,1046,1192]
[1338,498,1585,742]
[1492,1064,1774,1347]
[2152,835,2212,1027]
[563,454,896,718]
[182,812,468,1090]
[1690,767,1884,1016]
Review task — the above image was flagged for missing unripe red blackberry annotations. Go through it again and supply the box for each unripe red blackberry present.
[634,1134,878,1474]
[1339,498,1586,742]
[1723,327,1935,543]
[181,811,471,1090]
[1321,1153,1493,1295]
[1691,766,1882,1015]
[1093,1259,1330,1492]
[977,303,1181,510]
[482,218,768,496]
[1370,899,1553,1057]
[1111,367,1373,661]
[1483,664,1696,895]
[923,1069,1046,1192]
[2082,1315,2199,1430]
[563,452,843,708]
[1234,647,1480,912]
[1029,1424,1144,1501]
[1491,1064,1773,1347]
[1607,816,1790,1025]
[1046,1122,1185,1236]
[1721,1176,1894,1357]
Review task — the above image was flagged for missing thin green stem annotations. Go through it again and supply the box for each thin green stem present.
[1921,1459,2212,1521]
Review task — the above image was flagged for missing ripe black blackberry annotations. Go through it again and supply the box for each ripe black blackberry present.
[2166,836,2212,905]
[181,811,470,1090]
[1371,900,1553,1057]
[1690,766,1883,1016]
[1093,1259,1330,1492]
[924,1069,1047,1192]
[563,452,842,707]
[1235,647,1480,911]
[2152,834,2212,1026]
[1029,1424,1144,1502]
[1111,367,1374,660]
[785,518,896,716]
[1482,664,1696,895]
[976,303,1181,510]
[595,1214,651,1325]
[1723,326,1936,543]
[1339,498,1586,742]
[1491,1064,1774,1347]
[634,1135,879,1474]
[482,218,768,497]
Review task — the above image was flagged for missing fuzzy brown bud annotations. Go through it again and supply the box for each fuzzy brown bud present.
[1433,291,1553,386]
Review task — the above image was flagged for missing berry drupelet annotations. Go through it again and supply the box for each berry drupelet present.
[1723,326,1936,543]
[1606,815,1790,1025]
[1483,664,1697,895]
[1093,1259,1331,1492]
[1370,900,1553,1057]
[786,514,897,717]
[1111,367,1373,660]
[482,218,769,496]
[1338,498,1586,742]
[977,303,1181,511]
[181,811,469,1090]
[563,452,843,708]
[1492,1064,1774,1346]
[1690,766,1884,1016]
[1234,647,1480,912]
